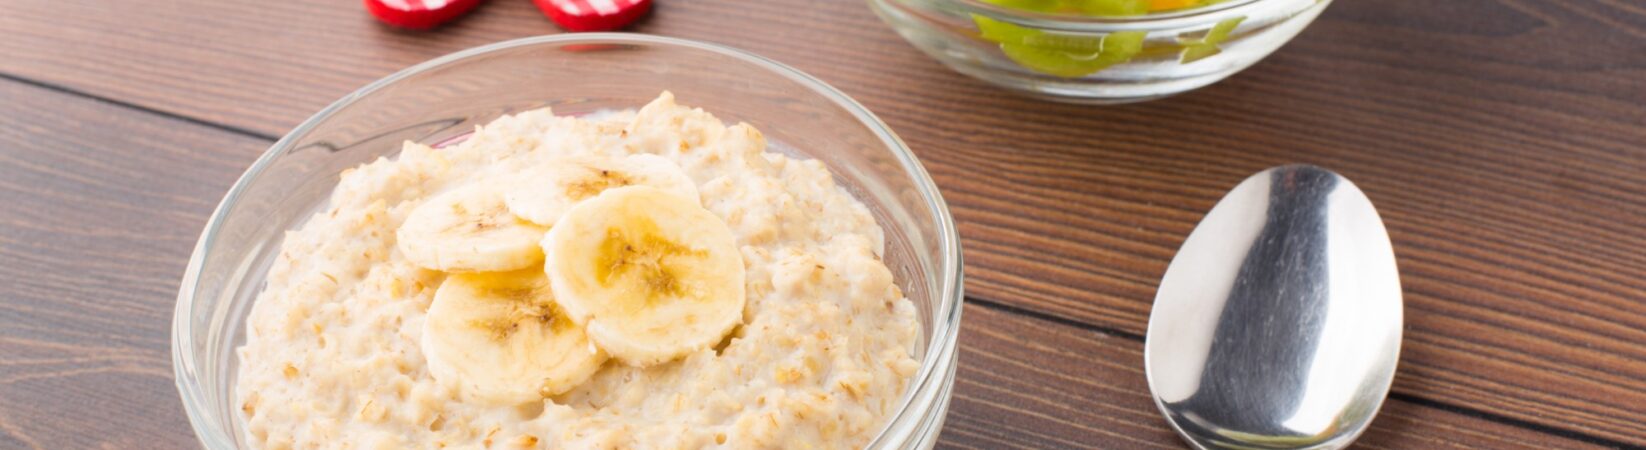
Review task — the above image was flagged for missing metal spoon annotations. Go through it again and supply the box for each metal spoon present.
[1145,165,1403,449]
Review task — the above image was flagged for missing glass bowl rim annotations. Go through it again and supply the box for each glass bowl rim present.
[918,0,1281,31]
[171,33,965,449]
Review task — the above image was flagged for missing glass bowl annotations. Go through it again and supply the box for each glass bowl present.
[870,0,1333,103]
[172,33,963,449]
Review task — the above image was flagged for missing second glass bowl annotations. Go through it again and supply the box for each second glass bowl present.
[870,0,1333,103]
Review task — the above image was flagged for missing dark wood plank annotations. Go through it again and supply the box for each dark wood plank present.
[0,81,269,447]
[946,304,1608,450]
[2,0,1643,445]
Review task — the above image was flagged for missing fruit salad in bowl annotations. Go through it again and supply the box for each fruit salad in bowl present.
[870,0,1334,103]
[983,0,1231,15]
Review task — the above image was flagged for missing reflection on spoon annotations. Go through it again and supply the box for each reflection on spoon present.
[1146,165,1403,449]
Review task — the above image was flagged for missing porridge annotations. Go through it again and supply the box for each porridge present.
[235,92,922,449]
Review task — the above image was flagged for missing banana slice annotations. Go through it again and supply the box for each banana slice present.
[422,269,607,405]
[542,186,745,366]
[504,154,700,227]
[397,183,546,272]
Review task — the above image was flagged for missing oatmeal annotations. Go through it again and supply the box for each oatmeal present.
[235,92,922,449]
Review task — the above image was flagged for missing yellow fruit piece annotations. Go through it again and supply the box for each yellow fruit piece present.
[1148,0,1198,11]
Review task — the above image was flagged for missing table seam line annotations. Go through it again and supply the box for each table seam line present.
[0,71,280,142]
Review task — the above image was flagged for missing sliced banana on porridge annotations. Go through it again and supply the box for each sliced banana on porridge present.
[504,154,701,226]
[422,269,607,405]
[398,183,547,272]
[542,185,746,366]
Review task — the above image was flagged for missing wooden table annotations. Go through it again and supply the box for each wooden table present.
[1,0,1641,448]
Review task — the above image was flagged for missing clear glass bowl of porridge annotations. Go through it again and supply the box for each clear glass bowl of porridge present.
[172,34,963,449]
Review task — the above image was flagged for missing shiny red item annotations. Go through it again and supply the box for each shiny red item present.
[534,0,652,32]
[365,0,484,30]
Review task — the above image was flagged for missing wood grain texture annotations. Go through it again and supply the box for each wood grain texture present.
[947,305,1608,450]
[0,78,1594,450]
[1,0,1643,447]
[0,80,265,448]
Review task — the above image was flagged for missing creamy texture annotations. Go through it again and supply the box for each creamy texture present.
[235,93,921,449]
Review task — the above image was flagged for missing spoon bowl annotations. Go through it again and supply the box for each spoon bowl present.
[1145,165,1403,449]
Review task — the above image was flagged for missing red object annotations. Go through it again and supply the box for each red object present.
[534,0,652,32]
[365,0,484,30]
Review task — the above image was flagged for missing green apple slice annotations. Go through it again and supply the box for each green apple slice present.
[973,14,1154,78]
[978,0,1062,13]
[1000,44,1111,78]
[1074,0,1149,15]
[1179,16,1244,63]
